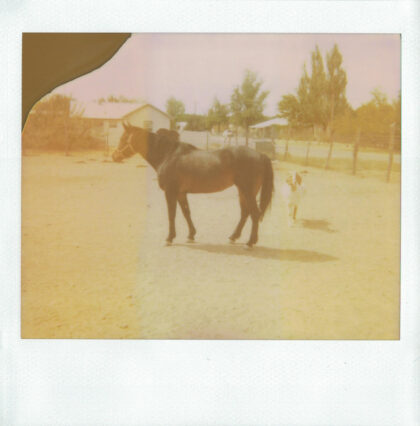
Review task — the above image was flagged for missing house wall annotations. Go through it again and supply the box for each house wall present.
[105,119,122,147]
[126,106,170,133]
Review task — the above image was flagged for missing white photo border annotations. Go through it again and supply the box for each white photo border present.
[1,1,419,425]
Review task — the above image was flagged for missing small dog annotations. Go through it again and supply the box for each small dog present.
[281,171,307,226]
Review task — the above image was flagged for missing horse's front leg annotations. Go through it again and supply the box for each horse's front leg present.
[165,190,177,244]
[178,193,196,242]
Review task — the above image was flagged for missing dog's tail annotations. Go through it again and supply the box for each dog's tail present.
[260,155,274,221]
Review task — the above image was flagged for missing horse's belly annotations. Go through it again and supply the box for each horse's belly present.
[181,172,234,193]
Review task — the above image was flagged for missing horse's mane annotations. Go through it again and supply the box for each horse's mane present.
[128,124,197,169]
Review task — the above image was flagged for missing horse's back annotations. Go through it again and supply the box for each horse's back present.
[172,148,235,193]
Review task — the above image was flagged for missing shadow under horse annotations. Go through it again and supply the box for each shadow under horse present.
[112,124,274,248]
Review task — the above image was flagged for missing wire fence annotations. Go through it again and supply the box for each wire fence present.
[179,126,400,183]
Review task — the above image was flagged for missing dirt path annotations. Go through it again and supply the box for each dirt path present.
[21,153,400,339]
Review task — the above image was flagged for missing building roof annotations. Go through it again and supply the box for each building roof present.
[70,101,171,120]
[250,117,288,129]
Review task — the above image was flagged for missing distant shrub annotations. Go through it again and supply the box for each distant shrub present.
[22,94,105,154]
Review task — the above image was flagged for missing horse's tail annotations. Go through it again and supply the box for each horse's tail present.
[259,154,274,221]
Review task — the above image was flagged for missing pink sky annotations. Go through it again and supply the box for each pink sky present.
[53,33,400,116]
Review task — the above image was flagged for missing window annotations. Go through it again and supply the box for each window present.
[143,120,153,131]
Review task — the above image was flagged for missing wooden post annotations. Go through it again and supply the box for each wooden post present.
[352,128,361,175]
[305,140,311,166]
[386,123,395,183]
[105,132,109,157]
[206,131,209,151]
[325,126,335,170]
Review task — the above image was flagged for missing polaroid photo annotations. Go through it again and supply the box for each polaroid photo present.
[2,1,419,425]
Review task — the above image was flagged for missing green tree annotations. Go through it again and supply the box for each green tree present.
[98,95,141,104]
[356,88,396,148]
[22,94,97,154]
[278,94,302,128]
[207,98,229,133]
[230,70,269,146]
[393,91,401,127]
[393,91,401,151]
[278,44,349,165]
[325,44,348,168]
[308,46,328,136]
[278,63,313,129]
[166,97,185,128]
[181,114,208,131]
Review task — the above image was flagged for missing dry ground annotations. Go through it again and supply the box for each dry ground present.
[21,151,400,339]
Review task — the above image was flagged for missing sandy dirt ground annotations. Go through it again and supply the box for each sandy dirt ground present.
[21,151,400,339]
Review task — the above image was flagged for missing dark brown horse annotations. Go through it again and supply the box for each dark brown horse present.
[112,123,274,248]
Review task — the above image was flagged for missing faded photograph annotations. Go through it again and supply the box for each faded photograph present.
[21,34,401,339]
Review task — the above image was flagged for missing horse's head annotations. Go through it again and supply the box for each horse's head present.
[112,122,152,163]
[112,122,136,162]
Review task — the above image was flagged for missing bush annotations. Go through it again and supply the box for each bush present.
[22,94,104,153]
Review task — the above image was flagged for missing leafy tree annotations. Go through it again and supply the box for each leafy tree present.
[278,94,302,128]
[278,64,314,129]
[22,94,99,154]
[98,95,140,104]
[166,97,186,128]
[230,70,269,145]
[355,88,396,148]
[393,91,401,127]
[207,98,229,133]
[308,46,328,135]
[180,114,208,131]
[325,44,348,168]
[393,91,401,151]
[278,44,349,166]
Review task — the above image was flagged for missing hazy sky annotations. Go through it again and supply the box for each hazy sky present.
[53,33,400,116]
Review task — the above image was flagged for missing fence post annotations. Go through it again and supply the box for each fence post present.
[206,131,209,151]
[305,140,311,166]
[352,128,361,175]
[386,123,395,183]
[325,133,334,170]
[104,132,109,157]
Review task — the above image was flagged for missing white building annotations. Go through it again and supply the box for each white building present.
[72,101,172,146]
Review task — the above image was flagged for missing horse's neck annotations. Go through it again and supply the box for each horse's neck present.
[146,136,178,170]
[131,131,158,169]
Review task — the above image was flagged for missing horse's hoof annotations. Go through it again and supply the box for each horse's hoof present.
[186,238,195,244]
[165,241,173,246]
[229,239,236,244]
[245,244,253,250]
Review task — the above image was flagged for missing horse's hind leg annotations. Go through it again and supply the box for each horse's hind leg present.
[165,190,177,244]
[245,195,261,248]
[178,193,196,242]
[229,190,249,243]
